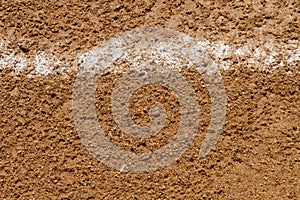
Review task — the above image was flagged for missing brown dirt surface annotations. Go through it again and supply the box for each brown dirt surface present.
[0,0,299,199]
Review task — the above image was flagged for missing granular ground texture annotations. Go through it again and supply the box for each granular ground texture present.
[0,0,299,199]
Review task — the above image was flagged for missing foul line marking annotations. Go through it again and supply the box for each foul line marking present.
[0,38,299,76]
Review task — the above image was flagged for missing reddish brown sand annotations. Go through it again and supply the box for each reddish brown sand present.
[0,0,299,199]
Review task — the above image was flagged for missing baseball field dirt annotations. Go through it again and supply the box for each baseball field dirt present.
[0,0,299,199]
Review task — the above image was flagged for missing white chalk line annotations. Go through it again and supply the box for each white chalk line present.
[0,39,299,76]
